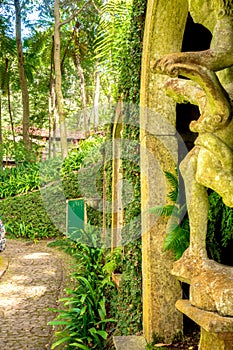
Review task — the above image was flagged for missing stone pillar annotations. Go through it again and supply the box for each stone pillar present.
[140,0,188,343]
[112,102,124,249]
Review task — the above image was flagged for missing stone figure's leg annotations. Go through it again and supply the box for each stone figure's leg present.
[179,147,209,258]
[171,148,209,283]
[196,148,233,208]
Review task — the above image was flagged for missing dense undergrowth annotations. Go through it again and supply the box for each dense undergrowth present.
[0,136,104,241]
[47,229,142,349]
[48,229,116,350]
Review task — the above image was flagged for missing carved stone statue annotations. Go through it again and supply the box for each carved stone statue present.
[152,0,233,316]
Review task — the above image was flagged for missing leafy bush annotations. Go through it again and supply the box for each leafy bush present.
[0,191,61,240]
[48,229,115,349]
[0,163,40,198]
[0,136,106,240]
[62,136,104,176]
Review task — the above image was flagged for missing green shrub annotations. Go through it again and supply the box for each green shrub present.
[0,163,40,198]
[62,136,104,176]
[0,191,61,240]
[48,229,116,349]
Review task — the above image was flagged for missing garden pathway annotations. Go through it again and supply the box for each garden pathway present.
[0,239,74,350]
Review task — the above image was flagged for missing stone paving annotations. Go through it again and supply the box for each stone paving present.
[0,239,74,350]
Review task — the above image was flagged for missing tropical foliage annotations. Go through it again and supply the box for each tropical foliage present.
[150,170,190,260]
[48,229,116,349]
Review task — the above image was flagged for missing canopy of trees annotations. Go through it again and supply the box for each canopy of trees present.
[0,0,134,162]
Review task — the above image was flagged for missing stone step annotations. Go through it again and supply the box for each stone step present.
[113,335,146,350]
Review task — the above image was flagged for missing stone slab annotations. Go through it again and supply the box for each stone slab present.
[176,300,233,333]
[113,336,146,350]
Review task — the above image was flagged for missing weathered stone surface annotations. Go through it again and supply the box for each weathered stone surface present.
[113,335,146,350]
[152,0,233,320]
[176,300,233,333]
[199,329,233,350]
[140,0,187,342]
[190,261,233,317]
[172,255,233,317]
[176,300,233,350]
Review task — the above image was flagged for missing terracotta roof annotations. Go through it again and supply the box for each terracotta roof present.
[14,127,86,140]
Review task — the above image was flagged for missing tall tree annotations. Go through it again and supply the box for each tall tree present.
[73,30,89,136]
[53,0,92,158]
[54,0,68,158]
[93,65,100,131]
[14,0,30,149]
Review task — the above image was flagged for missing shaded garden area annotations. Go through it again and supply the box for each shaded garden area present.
[0,0,233,349]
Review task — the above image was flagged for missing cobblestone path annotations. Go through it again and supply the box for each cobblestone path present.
[0,239,73,350]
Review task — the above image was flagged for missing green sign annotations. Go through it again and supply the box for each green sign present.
[66,199,85,238]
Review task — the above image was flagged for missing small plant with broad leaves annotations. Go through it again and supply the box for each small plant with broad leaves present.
[48,227,116,349]
[149,170,190,260]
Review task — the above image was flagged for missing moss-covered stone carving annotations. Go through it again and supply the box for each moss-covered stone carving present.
[152,0,233,317]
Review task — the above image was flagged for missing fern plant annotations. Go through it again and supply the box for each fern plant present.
[150,171,233,264]
[150,171,190,260]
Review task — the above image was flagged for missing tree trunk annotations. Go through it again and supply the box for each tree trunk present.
[51,78,58,158]
[93,66,100,131]
[74,50,89,136]
[49,38,58,159]
[5,59,16,146]
[14,0,30,149]
[54,0,68,159]
[0,95,2,168]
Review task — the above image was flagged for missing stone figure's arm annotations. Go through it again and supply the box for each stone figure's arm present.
[152,16,233,74]
[159,63,232,133]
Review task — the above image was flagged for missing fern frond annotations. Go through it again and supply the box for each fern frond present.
[164,170,178,188]
[149,205,175,217]
[164,225,184,249]
[165,171,179,202]
[164,224,189,260]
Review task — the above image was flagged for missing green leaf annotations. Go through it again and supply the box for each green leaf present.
[149,205,175,217]
[48,320,71,326]
[95,330,108,340]
[51,336,71,349]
